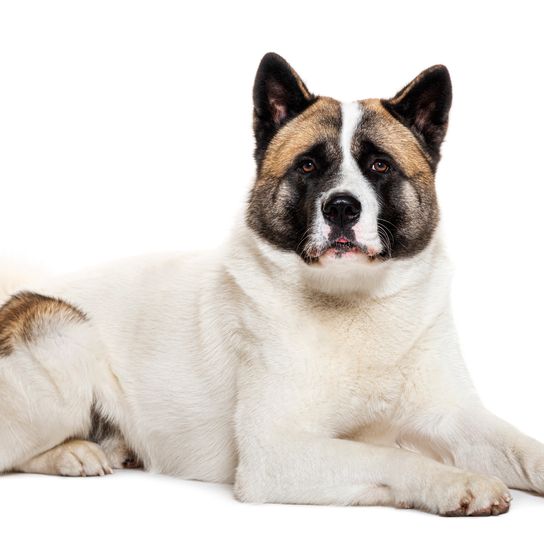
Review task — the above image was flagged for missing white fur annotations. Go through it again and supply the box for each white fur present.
[337,102,382,253]
[1,216,543,514]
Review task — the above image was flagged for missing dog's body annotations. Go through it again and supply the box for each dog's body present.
[1,54,543,515]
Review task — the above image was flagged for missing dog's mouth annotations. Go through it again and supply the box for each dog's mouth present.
[305,236,382,263]
[328,239,361,256]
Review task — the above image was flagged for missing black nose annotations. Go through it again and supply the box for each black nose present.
[322,194,361,228]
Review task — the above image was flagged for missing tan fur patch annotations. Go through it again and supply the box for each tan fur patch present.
[359,99,434,183]
[0,292,87,357]
[259,97,342,181]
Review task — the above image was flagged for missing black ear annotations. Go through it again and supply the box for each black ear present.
[382,65,452,160]
[253,53,315,163]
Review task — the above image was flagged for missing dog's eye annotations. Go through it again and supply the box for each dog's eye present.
[299,160,316,174]
[371,160,390,174]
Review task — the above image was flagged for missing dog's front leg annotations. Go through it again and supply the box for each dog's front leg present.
[400,309,544,496]
[407,405,544,495]
[234,391,511,515]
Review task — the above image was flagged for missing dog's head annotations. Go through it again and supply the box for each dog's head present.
[247,53,451,268]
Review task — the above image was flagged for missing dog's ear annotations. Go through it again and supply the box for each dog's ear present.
[253,53,315,162]
[382,65,452,160]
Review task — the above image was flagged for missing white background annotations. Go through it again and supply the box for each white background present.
[1,0,543,542]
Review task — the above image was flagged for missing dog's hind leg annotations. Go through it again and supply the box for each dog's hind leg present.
[0,291,116,476]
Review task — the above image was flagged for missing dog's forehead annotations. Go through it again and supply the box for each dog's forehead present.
[259,96,433,182]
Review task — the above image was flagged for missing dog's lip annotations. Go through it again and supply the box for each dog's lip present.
[309,239,363,258]
[306,238,382,262]
[330,240,360,253]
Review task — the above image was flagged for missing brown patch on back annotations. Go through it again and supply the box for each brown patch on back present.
[259,96,342,181]
[0,292,87,357]
[359,98,434,184]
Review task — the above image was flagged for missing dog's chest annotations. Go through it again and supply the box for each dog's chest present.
[268,295,425,434]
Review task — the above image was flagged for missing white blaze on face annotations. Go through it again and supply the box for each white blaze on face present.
[309,101,384,259]
[328,101,382,255]
[339,102,382,253]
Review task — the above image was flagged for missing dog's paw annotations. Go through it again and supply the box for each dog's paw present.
[51,440,113,477]
[426,470,511,516]
[98,435,142,470]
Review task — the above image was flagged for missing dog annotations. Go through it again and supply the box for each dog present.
[1,52,542,516]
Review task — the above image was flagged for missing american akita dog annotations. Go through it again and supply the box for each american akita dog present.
[0,53,542,516]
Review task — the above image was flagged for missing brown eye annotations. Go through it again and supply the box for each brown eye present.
[371,160,390,174]
[300,160,316,174]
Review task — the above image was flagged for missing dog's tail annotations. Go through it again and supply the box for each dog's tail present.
[0,258,45,306]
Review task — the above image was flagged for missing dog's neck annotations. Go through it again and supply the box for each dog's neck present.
[227,214,450,301]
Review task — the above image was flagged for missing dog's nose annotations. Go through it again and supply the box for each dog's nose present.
[322,194,361,228]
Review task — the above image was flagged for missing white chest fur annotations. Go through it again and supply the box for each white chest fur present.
[229,224,453,441]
